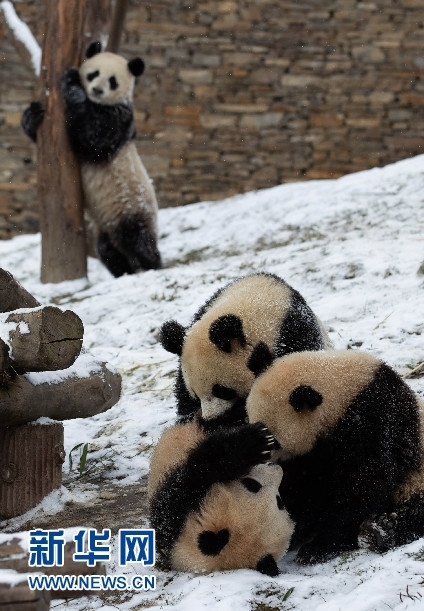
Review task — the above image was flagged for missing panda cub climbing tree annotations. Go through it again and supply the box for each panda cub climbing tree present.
[21,41,161,278]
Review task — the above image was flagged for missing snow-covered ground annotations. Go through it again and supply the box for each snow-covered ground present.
[1,155,424,610]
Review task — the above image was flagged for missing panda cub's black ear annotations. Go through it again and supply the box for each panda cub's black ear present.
[159,320,186,356]
[289,385,323,413]
[209,314,246,353]
[86,40,102,58]
[128,57,145,77]
[248,342,274,377]
[256,553,279,576]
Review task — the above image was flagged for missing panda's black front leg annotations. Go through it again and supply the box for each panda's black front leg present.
[21,101,44,142]
[61,68,87,106]
[188,422,274,486]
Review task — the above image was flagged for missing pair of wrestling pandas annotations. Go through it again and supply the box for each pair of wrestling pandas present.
[151,272,424,576]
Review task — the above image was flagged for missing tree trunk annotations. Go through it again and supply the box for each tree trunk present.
[37,0,111,284]
[37,0,87,284]
[106,0,129,53]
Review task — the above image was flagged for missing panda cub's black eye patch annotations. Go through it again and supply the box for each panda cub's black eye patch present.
[109,76,118,90]
[289,385,323,412]
[87,70,100,82]
[241,477,262,493]
[212,384,238,401]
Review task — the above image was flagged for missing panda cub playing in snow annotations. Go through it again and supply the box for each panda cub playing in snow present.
[148,415,294,574]
[160,272,332,427]
[246,349,424,564]
[21,41,161,278]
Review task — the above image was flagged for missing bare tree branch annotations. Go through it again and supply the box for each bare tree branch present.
[0,0,41,75]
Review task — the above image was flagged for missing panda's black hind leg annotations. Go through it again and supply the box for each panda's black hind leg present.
[118,215,161,271]
[359,492,424,552]
[97,232,133,277]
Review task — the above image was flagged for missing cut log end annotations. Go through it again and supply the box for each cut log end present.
[3,306,84,373]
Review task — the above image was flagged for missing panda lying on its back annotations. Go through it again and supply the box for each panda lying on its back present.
[160,272,333,427]
[21,41,161,278]
[148,415,294,574]
[246,349,424,564]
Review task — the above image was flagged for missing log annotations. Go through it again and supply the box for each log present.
[0,534,106,601]
[0,352,122,426]
[1,306,84,374]
[0,338,10,373]
[0,422,64,519]
[0,580,51,609]
[0,269,40,313]
[0,537,105,579]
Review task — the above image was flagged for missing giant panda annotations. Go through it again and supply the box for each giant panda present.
[160,272,333,427]
[245,349,424,564]
[148,415,294,574]
[21,41,161,278]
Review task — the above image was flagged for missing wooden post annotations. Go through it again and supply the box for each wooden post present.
[0,422,64,519]
[106,0,129,53]
[0,580,51,610]
[37,0,111,284]
[37,0,87,284]
[0,535,106,603]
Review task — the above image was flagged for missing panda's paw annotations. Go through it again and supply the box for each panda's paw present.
[358,513,398,553]
[192,423,275,484]
[61,68,86,104]
[21,101,44,142]
[220,422,275,476]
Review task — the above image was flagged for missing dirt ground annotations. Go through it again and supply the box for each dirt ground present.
[4,476,150,535]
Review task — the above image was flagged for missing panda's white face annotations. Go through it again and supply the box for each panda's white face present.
[171,462,295,574]
[247,350,381,458]
[181,324,256,420]
[79,52,134,106]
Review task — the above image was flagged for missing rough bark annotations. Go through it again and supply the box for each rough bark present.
[0,353,122,426]
[0,339,10,373]
[106,0,128,53]
[0,535,106,600]
[84,0,112,49]
[0,269,40,312]
[0,422,64,519]
[2,306,83,374]
[0,581,51,609]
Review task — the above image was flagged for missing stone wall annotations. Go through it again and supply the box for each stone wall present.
[1,0,424,238]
